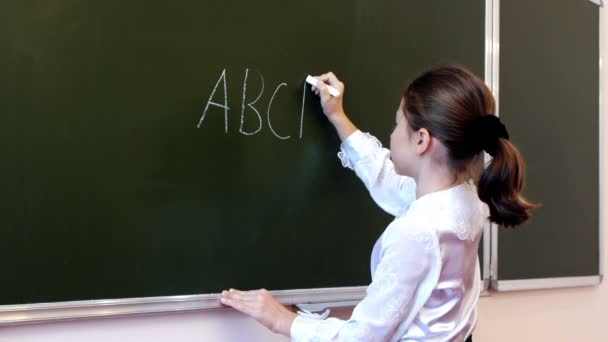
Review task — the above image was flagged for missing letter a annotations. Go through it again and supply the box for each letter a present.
[197,68,230,133]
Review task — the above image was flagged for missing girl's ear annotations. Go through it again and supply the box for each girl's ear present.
[415,128,432,155]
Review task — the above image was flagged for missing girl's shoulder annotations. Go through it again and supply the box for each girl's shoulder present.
[383,215,439,253]
[392,183,487,242]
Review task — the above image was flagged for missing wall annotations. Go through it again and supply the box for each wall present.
[1,6,607,342]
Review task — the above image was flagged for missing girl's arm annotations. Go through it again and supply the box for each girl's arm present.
[313,72,416,216]
[221,223,440,341]
[339,130,416,216]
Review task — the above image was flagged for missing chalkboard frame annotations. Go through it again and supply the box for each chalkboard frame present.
[0,0,495,325]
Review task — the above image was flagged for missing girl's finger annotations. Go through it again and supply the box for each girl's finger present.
[223,289,244,299]
[317,81,330,99]
[221,295,255,315]
[318,73,331,82]
[250,289,268,294]
[318,72,339,86]
[326,72,339,85]
[222,289,259,302]
[236,293,261,302]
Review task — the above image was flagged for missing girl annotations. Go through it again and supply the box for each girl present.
[221,65,537,341]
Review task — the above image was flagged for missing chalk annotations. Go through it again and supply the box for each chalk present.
[306,75,341,97]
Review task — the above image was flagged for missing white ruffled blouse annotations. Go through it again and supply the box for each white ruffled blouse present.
[290,130,487,342]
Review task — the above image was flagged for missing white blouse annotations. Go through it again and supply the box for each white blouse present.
[290,130,488,342]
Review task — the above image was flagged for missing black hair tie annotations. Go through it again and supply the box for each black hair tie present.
[469,115,509,157]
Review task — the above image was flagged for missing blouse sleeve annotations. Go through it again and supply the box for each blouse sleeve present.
[290,224,441,342]
[338,130,416,217]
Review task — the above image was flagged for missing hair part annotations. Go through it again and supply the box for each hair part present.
[402,65,538,228]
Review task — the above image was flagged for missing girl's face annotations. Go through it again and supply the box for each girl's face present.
[390,101,418,177]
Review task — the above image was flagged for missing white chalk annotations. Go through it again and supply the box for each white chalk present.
[306,75,341,97]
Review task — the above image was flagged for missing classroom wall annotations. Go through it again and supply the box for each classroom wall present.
[1,6,607,342]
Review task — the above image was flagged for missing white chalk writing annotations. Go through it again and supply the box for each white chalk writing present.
[267,82,290,140]
[239,68,264,136]
[198,68,309,140]
[198,68,229,133]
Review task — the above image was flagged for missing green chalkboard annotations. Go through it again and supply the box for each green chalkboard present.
[0,0,485,305]
[497,0,599,282]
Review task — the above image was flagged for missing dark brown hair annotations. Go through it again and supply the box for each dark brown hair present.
[402,65,538,227]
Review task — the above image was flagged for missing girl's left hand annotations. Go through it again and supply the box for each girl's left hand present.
[220,288,298,337]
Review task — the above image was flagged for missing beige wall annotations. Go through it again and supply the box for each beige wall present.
[1,5,606,342]
[475,281,608,341]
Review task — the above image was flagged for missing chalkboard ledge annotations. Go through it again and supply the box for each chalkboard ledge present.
[0,280,497,325]
[491,275,601,292]
[0,287,369,326]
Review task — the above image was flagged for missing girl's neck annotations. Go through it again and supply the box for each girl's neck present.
[414,167,465,199]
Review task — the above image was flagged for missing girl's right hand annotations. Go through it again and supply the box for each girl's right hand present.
[311,72,346,123]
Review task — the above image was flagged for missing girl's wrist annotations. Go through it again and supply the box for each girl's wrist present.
[328,111,347,124]
[329,113,358,141]
[277,310,298,337]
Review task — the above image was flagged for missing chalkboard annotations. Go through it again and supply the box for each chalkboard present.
[0,0,485,306]
[495,0,600,287]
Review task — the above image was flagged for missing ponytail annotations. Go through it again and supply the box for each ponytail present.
[401,64,538,227]
[477,138,539,227]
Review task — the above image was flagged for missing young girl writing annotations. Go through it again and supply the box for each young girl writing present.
[220,65,537,341]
